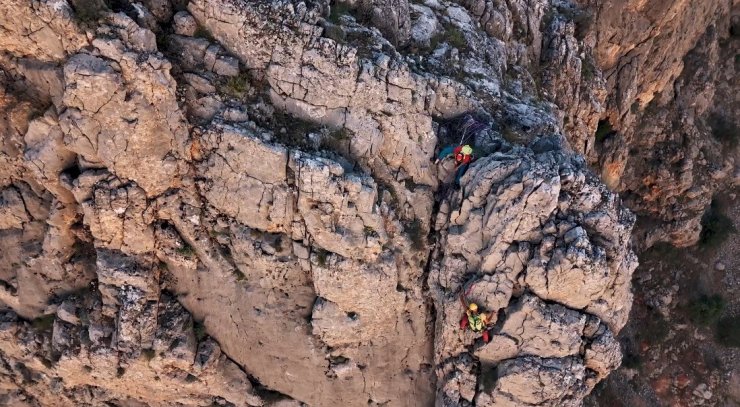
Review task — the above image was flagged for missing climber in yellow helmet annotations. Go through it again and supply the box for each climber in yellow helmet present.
[459,286,494,343]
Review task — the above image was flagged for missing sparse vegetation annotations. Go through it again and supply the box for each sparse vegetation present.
[268,234,283,251]
[70,0,109,25]
[193,320,207,342]
[363,226,377,238]
[218,73,251,100]
[404,218,425,252]
[40,358,54,369]
[176,243,196,257]
[699,199,736,248]
[156,31,171,54]
[637,312,670,344]
[194,26,215,42]
[715,316,740,348]
[233,269,246,281]
[581,57,596,81]
[116,367,126,377]
[686,294,726,326]
[320,127,353,151]
[445,26,467,50]
[571,10,594,40]
[185,373,198,383]
[316,249,329,267]
[31,314,56,333]
[707,113,739,148]
[428,25,469,54]
[620,350,642,369]
[329,2,353,24]
[271,113,321,150]
[142,348,156,361]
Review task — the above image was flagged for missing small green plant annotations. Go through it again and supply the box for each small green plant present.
[321,127,353,151]
[639,313,670,344]
[707,113,739,148]
[194,26,215,42]
[219,73,251,99]
[31,314,56,332]
[156,31,170,54]
[594,119,614,143]
[176,243,196,257]
[329,2,353,24]
[40,358,54,369]
[572,10,593,40]
[70,0,109,24]
[232,269,246,281]
[404,218,426,252]
[699,199,736,248]
[581,57,596,81]
[269,234,283,251]
[620,351,642,369]
[445,27,467,50]
[715,316,740,348]
[116,367,126,377]
[185,373,198,383]
[404,179,418,192]
[687,294,725,326]
[363,226,377,238]
[316,249,328,267]
[270,113,321,149]
[193,320,207,342]
[142,348,156,361]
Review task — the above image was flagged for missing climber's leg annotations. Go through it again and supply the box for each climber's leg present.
[482,330,490,343]
[460,315,468,330]
[455,164,469,184]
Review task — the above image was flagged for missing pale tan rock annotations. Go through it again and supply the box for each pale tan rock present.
[59,14,188,197]
[0,0,87,62]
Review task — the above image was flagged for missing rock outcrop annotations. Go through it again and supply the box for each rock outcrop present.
[584,0,739,247]
[430,134,635,406]
[0,0,733,405]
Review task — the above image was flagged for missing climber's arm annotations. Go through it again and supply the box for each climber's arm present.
[435,146,456,164]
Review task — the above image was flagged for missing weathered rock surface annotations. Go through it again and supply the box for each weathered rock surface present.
[586,0,739,247]
[0,0,733,405]
[429,133,635,405]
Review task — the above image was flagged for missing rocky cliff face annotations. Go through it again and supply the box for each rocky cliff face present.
[0,0,735,406]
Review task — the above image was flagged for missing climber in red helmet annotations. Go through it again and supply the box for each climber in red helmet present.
[435,144,474,183]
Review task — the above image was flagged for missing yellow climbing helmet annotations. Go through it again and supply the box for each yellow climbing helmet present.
[461,145,473,155]
[468,303,478,312]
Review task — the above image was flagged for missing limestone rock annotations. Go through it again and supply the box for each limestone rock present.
[430,134,635,405]
[173,11,198,36]
[1,0,732,405]
[0,0,87,62]
[59,13,188,197]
